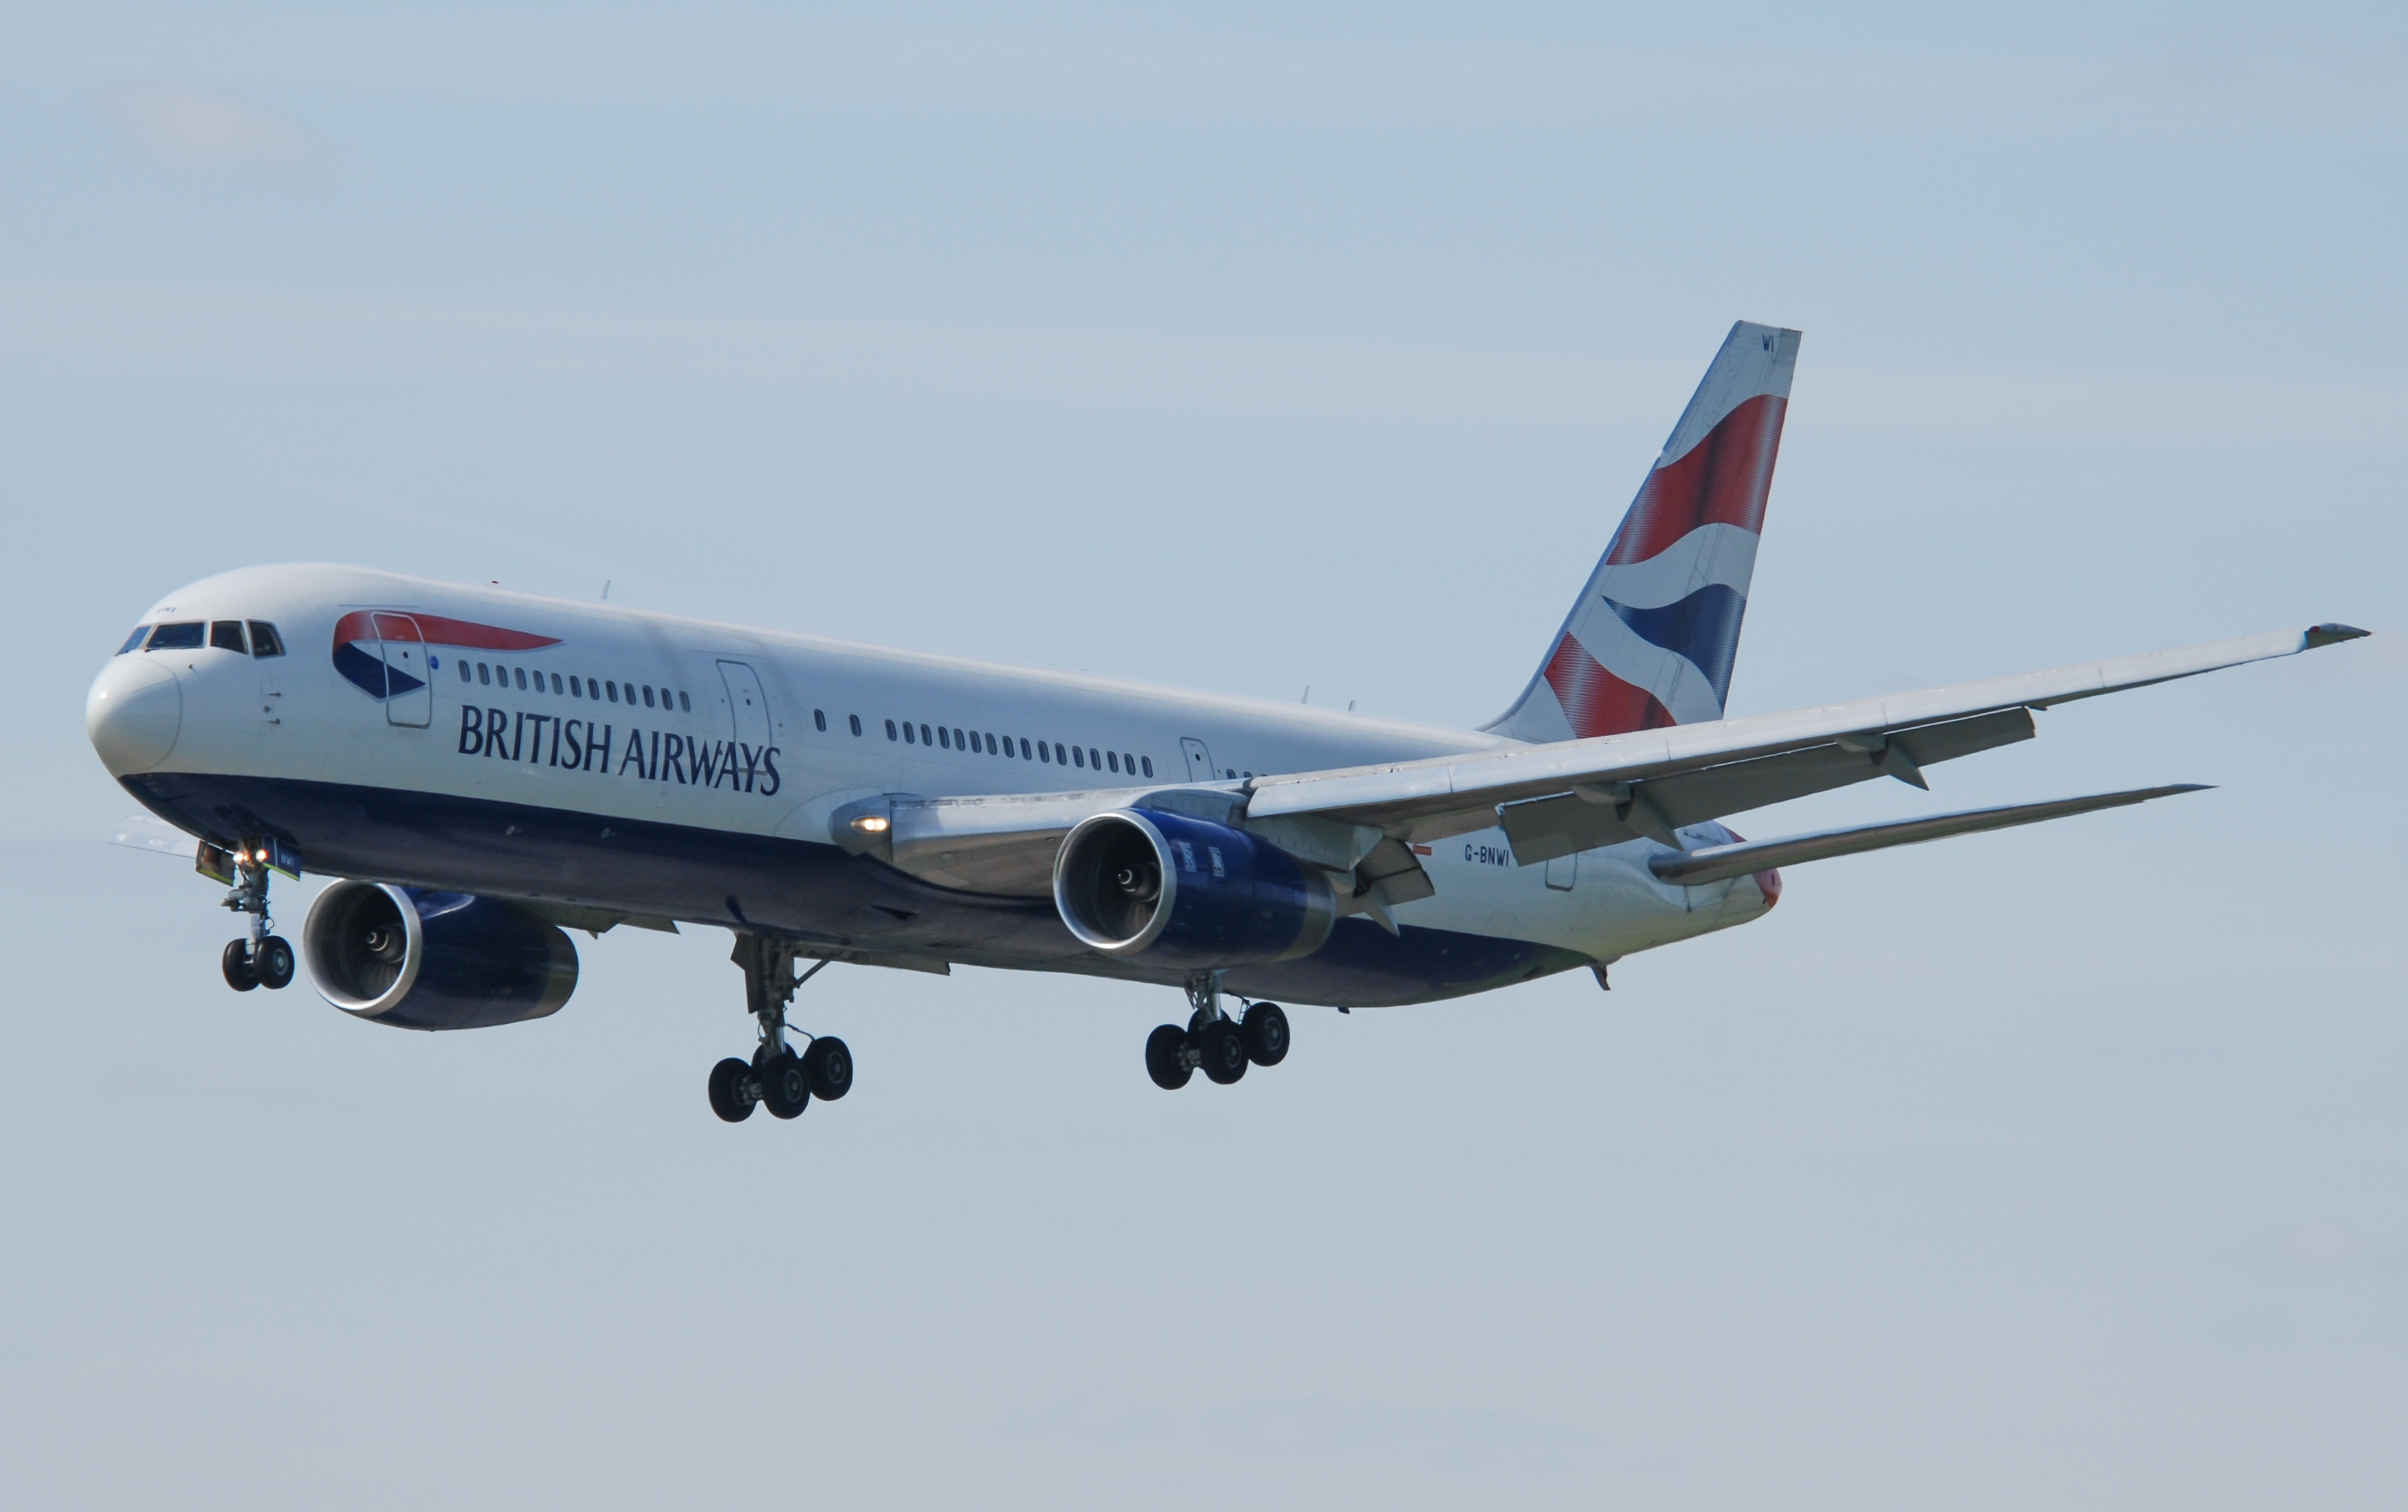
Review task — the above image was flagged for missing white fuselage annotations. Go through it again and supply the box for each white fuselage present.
[89,564,1774,1006]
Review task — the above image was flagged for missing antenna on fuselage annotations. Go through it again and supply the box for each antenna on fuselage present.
[601,580,611,600]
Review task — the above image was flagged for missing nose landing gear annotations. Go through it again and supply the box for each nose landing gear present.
[709,933,854,1126]
[213,838,296,992]
[1144,972,1293,1091]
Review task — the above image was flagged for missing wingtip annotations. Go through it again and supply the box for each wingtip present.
[2304,622,2370,648]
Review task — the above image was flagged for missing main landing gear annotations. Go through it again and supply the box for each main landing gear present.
[1145,972,1291,1091]
[708,933,854,1124]
[217,841,295,992]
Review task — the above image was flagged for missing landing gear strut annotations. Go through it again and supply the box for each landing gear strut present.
[708,933,853,1124]
[1144,972,1292,1091]
[217,840,294,992]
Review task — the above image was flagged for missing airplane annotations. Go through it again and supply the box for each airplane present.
[85,322,2368,1124]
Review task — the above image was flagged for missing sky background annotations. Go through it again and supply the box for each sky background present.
[3,3,2404,1507]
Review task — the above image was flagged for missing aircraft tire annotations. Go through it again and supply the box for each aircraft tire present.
[803,1037,852,1101]
[760,1052,811,1120]
[1198,1019,1248,1085]
[1241,1003,1290,1067]
[222,940,258,992]
[708,1057,758,1122]
[255,935,296,990]
[1145,1025,1194,1090]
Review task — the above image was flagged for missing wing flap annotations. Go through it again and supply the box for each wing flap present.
[1498,707,2037,863]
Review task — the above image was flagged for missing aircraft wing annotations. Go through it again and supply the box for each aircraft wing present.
[837,623,2365,903]
[1246,623,2367,860]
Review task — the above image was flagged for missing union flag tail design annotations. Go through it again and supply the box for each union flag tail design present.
[1484,321,1799,742]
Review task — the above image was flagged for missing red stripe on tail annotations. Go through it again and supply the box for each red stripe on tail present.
[1541,634,1675,738]
[1606,393,1788,566]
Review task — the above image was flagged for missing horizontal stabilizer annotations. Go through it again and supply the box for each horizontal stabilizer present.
[1647,784,2209,887]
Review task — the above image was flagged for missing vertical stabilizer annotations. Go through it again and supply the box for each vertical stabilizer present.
[1485,321,1799,742]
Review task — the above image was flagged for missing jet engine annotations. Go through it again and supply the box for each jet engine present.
[1053,809,1336,969]
[302,881,578,1030]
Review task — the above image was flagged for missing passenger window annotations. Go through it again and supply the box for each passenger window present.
[938,726,950,749]
[920,724,931,745]
[477,663,491,686]
[1021,738,1032,759]
[1072,746,1084,768]
[551,673,563,693]
[247,623,285,657]
[952,728,966,750]
[1106,751,1118,772]
[643,685,656,707]
[607,682,619,702]
[147,622,204,650]
[985,733,997,755]
[679,691,691,712]
[1140,756,1153,778]
[814,709,827,732]
[517,667,530,691]
[210,621,247,653]
[1038,742,1050,763]
[850,714,862,736]
[568,676,582,697]
[903,722,916,744]
[459,662,472,682]
[1123,753,1134,773]
[1056,744,1068,765]
[885,719,898,741]
[1090,748,1101,769]
[116,626,151,655]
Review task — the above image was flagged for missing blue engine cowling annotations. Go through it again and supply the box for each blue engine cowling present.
[302,880,578,1030]
[1052,809,1337,970]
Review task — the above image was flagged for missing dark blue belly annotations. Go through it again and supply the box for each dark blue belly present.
[121,772,1589,1008]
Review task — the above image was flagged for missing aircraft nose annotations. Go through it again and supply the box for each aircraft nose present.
[87,655,182,775]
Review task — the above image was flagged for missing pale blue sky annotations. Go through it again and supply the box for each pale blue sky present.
[3,5,2403,1509]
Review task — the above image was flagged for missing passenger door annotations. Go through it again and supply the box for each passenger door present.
[718,660,772,749]
[1180,737,1216,783]
[375,613,432,728]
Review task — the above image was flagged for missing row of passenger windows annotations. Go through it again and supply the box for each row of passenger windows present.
[120,621,285,657]
[452,657,690,713]
[879,715,1152,777]
[796,705,1166,780]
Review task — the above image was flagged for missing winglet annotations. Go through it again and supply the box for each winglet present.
[2305,622,2370,649]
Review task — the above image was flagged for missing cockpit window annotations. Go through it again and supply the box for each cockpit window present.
[247,622,285,658]
[210,621,248,654]
[115,627,151,655]
[147,622,204,650]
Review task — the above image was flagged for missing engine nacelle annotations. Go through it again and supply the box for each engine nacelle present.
[1053,809,1337,969]
[302,881,578,1031]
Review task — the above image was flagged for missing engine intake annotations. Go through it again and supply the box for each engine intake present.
[1054,809,1336,968]
[302,881,579,1030]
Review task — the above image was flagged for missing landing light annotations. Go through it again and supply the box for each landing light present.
[851,816,890,834]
